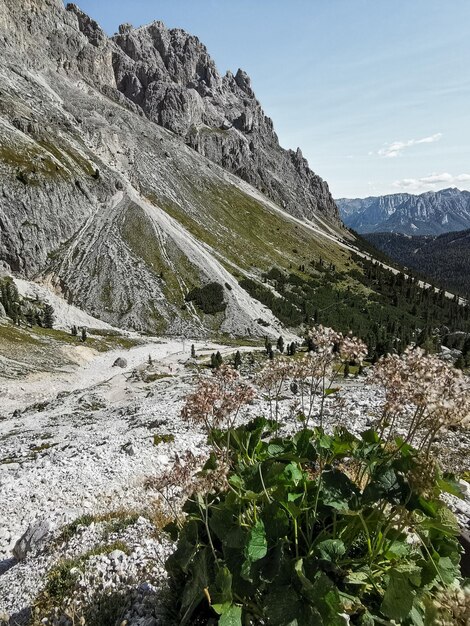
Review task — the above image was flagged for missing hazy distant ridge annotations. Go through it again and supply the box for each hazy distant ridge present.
[337,188,470,235]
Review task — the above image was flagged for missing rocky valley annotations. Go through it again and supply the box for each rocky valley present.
[0,1,469,625]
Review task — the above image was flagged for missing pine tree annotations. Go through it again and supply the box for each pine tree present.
[191,344,196,359]
[215,351,223,368]
[71,325,78,337]
[81,327,87,342]
[277,336,284,353]
[43,304,54,329]
[267,344,274,360]
[455,355,465,370]
[234,350,242,370]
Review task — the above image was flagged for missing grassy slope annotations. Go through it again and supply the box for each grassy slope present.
[0,322,139,377]
[149,179,356,277]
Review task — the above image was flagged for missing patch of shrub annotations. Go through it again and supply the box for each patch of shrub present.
[166,327,469,625]
[153,433,175,446]
[185,282,227,315]
[166,418,466,625]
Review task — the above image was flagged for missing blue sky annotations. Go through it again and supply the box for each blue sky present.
[71,1,470,198]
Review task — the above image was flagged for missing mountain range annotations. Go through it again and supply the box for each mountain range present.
[337,188,470,235]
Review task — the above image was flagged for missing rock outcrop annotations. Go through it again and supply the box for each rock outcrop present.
[69,5,339,223]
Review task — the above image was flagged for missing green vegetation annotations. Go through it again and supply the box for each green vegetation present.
[120,203,200,309]
[186,282,227,315]
[167,418,466,625]
[57,511,140,545]
[165,343,468,625]
[150,180,349,276]
[0,143,64,180]
[365,229,470,299]
[240,259,470,358]
[153,433,175,446]
[34,541,131,623]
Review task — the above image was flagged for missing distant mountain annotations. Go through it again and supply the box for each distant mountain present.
[337,188,470,235]
[364,229,470,297]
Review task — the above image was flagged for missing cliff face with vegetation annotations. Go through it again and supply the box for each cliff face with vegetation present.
[0,0,346,336]
[108,15,338,223]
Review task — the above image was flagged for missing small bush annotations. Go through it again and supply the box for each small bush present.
[185,282,227,315]
[153,433,175,446]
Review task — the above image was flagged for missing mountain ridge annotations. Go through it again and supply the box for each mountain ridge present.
[0,0,347,337]
[337,187,470,235]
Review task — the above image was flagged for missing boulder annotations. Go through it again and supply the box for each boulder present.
[113,357,128,368]
[13,518,54,560]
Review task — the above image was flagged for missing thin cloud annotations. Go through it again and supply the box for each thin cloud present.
[392,172,470,192]
[377,133,442,158]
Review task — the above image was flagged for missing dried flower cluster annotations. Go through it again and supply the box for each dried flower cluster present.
[182,364,255,433]
[433,583,470,625]
[256,326,367,427]
[373,347,470,454]
[145,450,229,521]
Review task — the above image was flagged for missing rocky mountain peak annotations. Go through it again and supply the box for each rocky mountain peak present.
[106,15,338,222]
[2,0,338,223]
[66,3,108,48]
[234,68,254,97]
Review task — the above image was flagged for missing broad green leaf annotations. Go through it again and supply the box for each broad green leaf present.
[420,506,459,536]
[219,605,242,626]
[384,539,409,559]
[264,586,323,626]
[268,443,285,456]
[242,521,267,581]
[363,468,403,504]
[228,474,243,489]
[211,566,233,607]
[318,433,334,450]
[436,556,460,584]
[287,491,303,502]
[259,539,287,583]
[262,502,289,541]
[282,462,303,485]
[309,572,344,626]
[437,474,465,499]
[360,428,380,443]
[246,521,267,562]
[179,547,212,625]
[381,569,416,621]
[409,604,425,626]
[321,469,359,512]
[345,571,369,585]
[316,539,346,563]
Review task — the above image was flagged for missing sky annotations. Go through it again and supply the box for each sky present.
[70,0,470,199]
